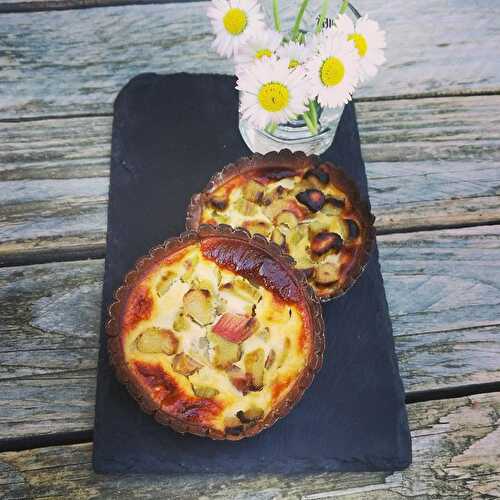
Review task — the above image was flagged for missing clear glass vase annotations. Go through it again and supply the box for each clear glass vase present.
[238,1,360,155]
[239,105,344,155]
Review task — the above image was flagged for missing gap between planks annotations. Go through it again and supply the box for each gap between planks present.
[2,0,500,117]
[4,219,500,269]
[1,393,499,499]
[1,90,500,124]
[0,383,499,454]
[0,0,203,14]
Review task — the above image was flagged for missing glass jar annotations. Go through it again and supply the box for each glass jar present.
[238,1,361,155]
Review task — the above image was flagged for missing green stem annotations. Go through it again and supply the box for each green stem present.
[302,111,318,135]
[339,0,349,14]
[272,0,281,31]
[315,0,331,33]
[309,100,318,125]
[265,122,278,135]
[290,0,310,41]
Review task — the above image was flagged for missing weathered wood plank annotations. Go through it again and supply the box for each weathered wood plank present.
[357,95,500,163]
[2,95,499,260]
[1,393,499,499]
[0,0,195,8]
[2,95,498,181]
[1,0,500,118]
[1,225,499,440]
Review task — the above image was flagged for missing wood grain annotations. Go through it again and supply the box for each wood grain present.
[2,95,499,262]
[1,225,499,440]
[1,392,499,499]
[1,0,500,119]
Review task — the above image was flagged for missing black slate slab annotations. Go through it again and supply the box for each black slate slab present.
[92,73,411,474]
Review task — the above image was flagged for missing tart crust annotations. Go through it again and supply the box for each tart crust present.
[107,224,325,440]
[186,150,375,301]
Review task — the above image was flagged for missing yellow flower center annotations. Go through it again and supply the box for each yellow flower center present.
[223,8,247,35]
[289,59,300,69]
[348,33,368,57]
[320,57,345,87]
[255,48,272,60]
[258,82,290,112]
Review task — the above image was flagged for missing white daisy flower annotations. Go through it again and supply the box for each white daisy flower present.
[236,29,282,66]
[304,26,338,56]
[335,13,386,82]
[306,32,360,108]
[276,41,311,69]
[237,57,309,129]
[207,0,266,58]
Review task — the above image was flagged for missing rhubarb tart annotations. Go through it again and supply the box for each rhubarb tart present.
[186,150,375,300]
[107,225,324,440]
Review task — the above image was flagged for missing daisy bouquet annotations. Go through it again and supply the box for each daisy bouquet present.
[207,0,386,137]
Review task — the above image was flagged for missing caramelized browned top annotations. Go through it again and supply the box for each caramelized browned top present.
[201,236,302,304]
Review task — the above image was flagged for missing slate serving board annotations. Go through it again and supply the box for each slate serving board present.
[92,73,411,474]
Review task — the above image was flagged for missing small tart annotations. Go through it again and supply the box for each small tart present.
[186,150,375,301]
[107,225,324,440]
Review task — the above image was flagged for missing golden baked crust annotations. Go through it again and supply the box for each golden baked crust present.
[107,225,324,440]
[186,150,375,301]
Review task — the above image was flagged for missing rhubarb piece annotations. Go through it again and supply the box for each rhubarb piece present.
[296,189,325,212]
[227,365,252,394]
[277,338,291,368]
[256,327,269,342]
[284,199,307,219]
[136,327,178,355]
[237,407,264,424]
[242,220,272,236]
[257,168,296,182]
[304,166,329,187]
[261,185,288,206]
[191,277,216,295]
[244,348,265,390]
[208,331,242,368]
[156,271,176,297]
[287,225,308,247]
[270,227,286,247]
[308,217,330,236]
[215,296,228,315]
[212,313,258,343]
[234,198,258,216]
[314,263,338,285]
[242,179,266,203]
[172,353,203,376]
[322,196,345,216]
[344,219,360,240]
[231,277,261,303]
[218,282,255,315]
[263,199,288,220]
[265,349,276,369]
[264,199,305,221]
[192,384,219,399]
[183,288,214,326]
[180,255,199,283]
[275,210,299,229]
[311,232,343,256]
[195,336,210,362]
[209,191,228,210]
[173,310,190,332]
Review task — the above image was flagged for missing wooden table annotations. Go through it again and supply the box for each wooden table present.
[1,0,499,497]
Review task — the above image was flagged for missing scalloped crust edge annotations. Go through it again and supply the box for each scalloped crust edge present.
[106,223,325,441]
